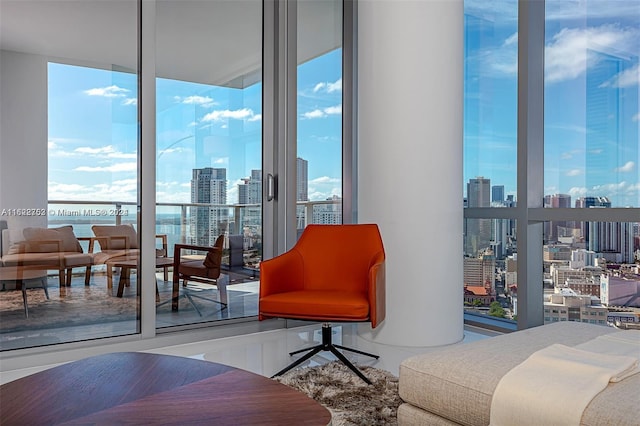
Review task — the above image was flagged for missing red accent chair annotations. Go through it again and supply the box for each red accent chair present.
[259,224,386,384]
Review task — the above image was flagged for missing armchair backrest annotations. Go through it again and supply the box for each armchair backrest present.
[293,224,385,292]
[91,224,138,250]
[203,234,225,270]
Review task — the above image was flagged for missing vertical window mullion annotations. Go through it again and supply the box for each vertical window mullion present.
[140,0,157,337]
[517,0,545,329]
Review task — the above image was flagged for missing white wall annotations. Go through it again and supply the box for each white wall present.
[357,0,464,347]
[0,50,48,231]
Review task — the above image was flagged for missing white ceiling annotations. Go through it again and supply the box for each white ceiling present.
[0,0,341,88]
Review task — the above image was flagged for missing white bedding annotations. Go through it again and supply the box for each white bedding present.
[489,330,639,426]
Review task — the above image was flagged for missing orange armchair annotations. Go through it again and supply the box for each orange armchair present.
[259,224,386,383]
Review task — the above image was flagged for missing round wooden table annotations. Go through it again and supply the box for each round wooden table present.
[0,352,332,425]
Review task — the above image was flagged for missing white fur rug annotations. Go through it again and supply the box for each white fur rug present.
[274,361,402,425]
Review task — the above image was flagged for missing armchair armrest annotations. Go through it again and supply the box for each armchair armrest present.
[259,249,305,298]
[368,251,386,328]
[173,244,222,269]
[77,236,94,253]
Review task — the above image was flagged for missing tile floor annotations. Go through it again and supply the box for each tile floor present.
[0,322,496,385]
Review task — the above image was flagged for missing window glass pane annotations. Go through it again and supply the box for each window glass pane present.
[544,0,640,208]
[155,0,262,328]
[464,218,517,325]
[297,0,343,231]
[543,221,639,326]
[1,0,139,350]
[463,1,518,207]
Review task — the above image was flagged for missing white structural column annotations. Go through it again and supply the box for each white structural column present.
[357,0,464,346]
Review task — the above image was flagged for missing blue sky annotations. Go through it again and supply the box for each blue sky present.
[464,0,639,208]
[48,49,342,206]
[48,1,638,209]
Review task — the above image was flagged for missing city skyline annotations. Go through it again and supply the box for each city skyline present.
[46,2,639,209]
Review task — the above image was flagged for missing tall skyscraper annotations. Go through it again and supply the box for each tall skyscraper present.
[237,170,262,231]
[491,185,504,203]
[575,196,611,209]
[296,157,308,202]
[190,167,227,246]
[313,195,343,224]
[238,169,262,204]
[588,221,634,263]
[585,49,638,207]
[544,194,572,242]
[465,177,491,255]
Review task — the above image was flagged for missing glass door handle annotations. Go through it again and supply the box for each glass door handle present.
[267,173,276,201]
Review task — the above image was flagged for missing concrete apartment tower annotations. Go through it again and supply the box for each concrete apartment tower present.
[190,167,227,246]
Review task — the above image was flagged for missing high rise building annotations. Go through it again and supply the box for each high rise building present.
[575,197,612,242]
[190,167,227,246]
[465,177,491,255]
[491,185,504,203]
[238,170,262,204]
[237,169,262,232]
[544,194,572,242]
[312,195,343,224]
[297,157,308,202]
[463,252,496,293]
[589,221,635,263]
[585,49,638,207]
[575,196,611,209]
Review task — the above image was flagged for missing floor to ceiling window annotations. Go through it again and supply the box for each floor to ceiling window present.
[296,0,343,232]
[464,0,640,330]
[542,0,639,326]
[463,0,519,328]
[0,0,140,350]
[154,0,262,328]
[1,0,352,353]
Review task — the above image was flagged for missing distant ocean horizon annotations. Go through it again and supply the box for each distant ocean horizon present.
[49,214,183,254]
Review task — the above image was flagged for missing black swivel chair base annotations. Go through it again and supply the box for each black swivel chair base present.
[271,323,379,385]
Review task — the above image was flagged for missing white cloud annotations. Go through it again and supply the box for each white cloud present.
[301,104,342,119]
[600,64,640,89]
[614,161,635,173]
[503,32,518,47]
[84,85,129,98]
[308,176,342,201]
[48,181,138,203]
[486,24,639,84]
[248,114,262,122]
[74,162,137,173]
[75,146,116,155]
[302,109,325,119]
[310,176,341,184]
[633,113,640,122]
[324,105,342,115]
[568,186,588,198]
[545,24,639,84]
[566,169,582,176]
[72,146,130,158]
[212,157,228,165]
[546,1,640,21]
[313,78,342,94]
[122,98,137,106]
[158,147,185,156]
[175,95,216,107]
[202,108,257,122]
